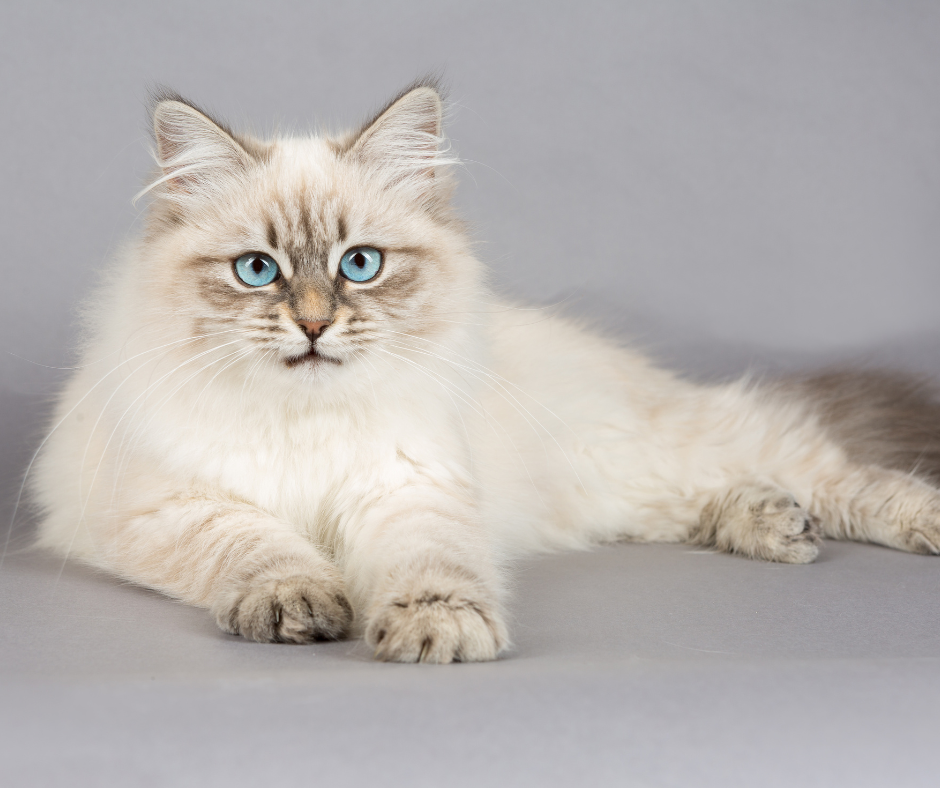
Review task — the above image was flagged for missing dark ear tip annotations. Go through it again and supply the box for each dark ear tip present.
[409,85,443,102]
[363,74,446,122]
[152,99,186,121]
[411,70,448,101]
[147,88,236,138]
[403,86,444,117]
[404,75,448,114]
[148,85,188,121]
[150,84,185,105]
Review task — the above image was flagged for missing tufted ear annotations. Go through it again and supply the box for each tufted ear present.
[347,83,455,204]
[150,95,253,199]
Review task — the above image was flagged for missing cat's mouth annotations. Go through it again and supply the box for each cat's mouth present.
[285,346,341,368]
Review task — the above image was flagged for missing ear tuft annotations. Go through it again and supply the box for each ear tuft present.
[140,94,252,203]
[347,82,456,204]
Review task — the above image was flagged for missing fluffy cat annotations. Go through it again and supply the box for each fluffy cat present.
[29,80,940,663]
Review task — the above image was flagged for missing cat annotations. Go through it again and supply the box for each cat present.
[28,78,940,663]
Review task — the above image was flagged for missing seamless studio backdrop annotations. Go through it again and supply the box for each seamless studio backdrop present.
[3,1,940,481]
[2,2,940,787]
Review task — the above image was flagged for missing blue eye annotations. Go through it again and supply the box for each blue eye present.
[339,247,382,283]
[234,253,279,287]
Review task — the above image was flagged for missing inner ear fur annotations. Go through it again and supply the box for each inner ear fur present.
[151,93,254,196]
[346,81,449,199]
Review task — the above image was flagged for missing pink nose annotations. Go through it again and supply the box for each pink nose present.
[296,319,331,339]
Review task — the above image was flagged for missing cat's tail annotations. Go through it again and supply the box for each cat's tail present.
[784,369,940,483]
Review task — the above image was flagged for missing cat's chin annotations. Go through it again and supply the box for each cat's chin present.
[284,347,342,369]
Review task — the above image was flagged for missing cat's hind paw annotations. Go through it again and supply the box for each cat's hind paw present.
[893,510,940,555]
[365,573,508,663]
[217,572,353,644]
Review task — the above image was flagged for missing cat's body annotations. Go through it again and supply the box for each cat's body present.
[31,82,940,662]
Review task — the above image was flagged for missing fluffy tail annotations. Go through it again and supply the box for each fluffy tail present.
[788,370,940,483]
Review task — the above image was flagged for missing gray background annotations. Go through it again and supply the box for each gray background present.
[2,1,939,786]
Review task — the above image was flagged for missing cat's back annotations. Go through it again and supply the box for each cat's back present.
[485,302,683,413]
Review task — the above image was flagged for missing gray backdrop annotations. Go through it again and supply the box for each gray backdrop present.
[2,2,939,786]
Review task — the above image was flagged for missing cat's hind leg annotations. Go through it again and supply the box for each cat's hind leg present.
[691,481,821,564]
[813,465,940,555]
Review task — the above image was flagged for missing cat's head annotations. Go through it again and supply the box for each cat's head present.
[137,80,483,388]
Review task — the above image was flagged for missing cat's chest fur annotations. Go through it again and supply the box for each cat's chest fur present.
[141,362,471,541]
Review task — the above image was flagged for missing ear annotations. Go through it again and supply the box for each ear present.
[347,84,454,203]
[151,96,253,198]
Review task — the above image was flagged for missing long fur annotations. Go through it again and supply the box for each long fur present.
[28,86,940,663]
[787,370,940,483]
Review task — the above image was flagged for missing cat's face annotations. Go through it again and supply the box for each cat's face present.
[142,84,481,386]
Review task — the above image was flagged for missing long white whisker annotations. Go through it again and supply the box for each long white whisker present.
[238,347,275,413]
[354,351,383,412]
[375,347,545,505]
[55,341,251,589]
[371,348,479,478]
[191,346,256,412]
[77,338,247,506]
[379,328,584,442]
[374,348,485,418]
[109,346,256,505]
[372,347,474,479]
[243,348,279,412]
[1,328,253,570]
[381,336,585,493]
[382,338,553,466]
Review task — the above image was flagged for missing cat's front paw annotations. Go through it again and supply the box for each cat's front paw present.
[217,572,353,644]
[365,574,508,663]
[702,485,821,564]
[750,493,822,564]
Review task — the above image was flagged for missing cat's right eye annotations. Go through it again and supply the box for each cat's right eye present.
[234,253,280,287]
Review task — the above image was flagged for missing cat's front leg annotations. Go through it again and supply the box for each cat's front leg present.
[347,485,508,663]
[108,495,353,643]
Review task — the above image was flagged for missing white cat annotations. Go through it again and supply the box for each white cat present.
[30,80,940,662]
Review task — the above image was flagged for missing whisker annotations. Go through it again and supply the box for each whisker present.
[379,334,585,492]
[379,328,584,441]
[357,353,383,412]
[192,346,256,412]
[77,338,247,505]
[374,348,544,504]
[238,347,275,412]
[55,341,251,589]
[1,328,254,569]
[109,346,256,503]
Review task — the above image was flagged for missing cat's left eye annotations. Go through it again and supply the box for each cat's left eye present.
[234,253,280,287]
[339,247,382,283]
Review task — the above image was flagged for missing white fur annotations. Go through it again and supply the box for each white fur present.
[29,86,940,663]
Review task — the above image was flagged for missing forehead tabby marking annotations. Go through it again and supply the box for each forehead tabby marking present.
[264,188,350,280]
